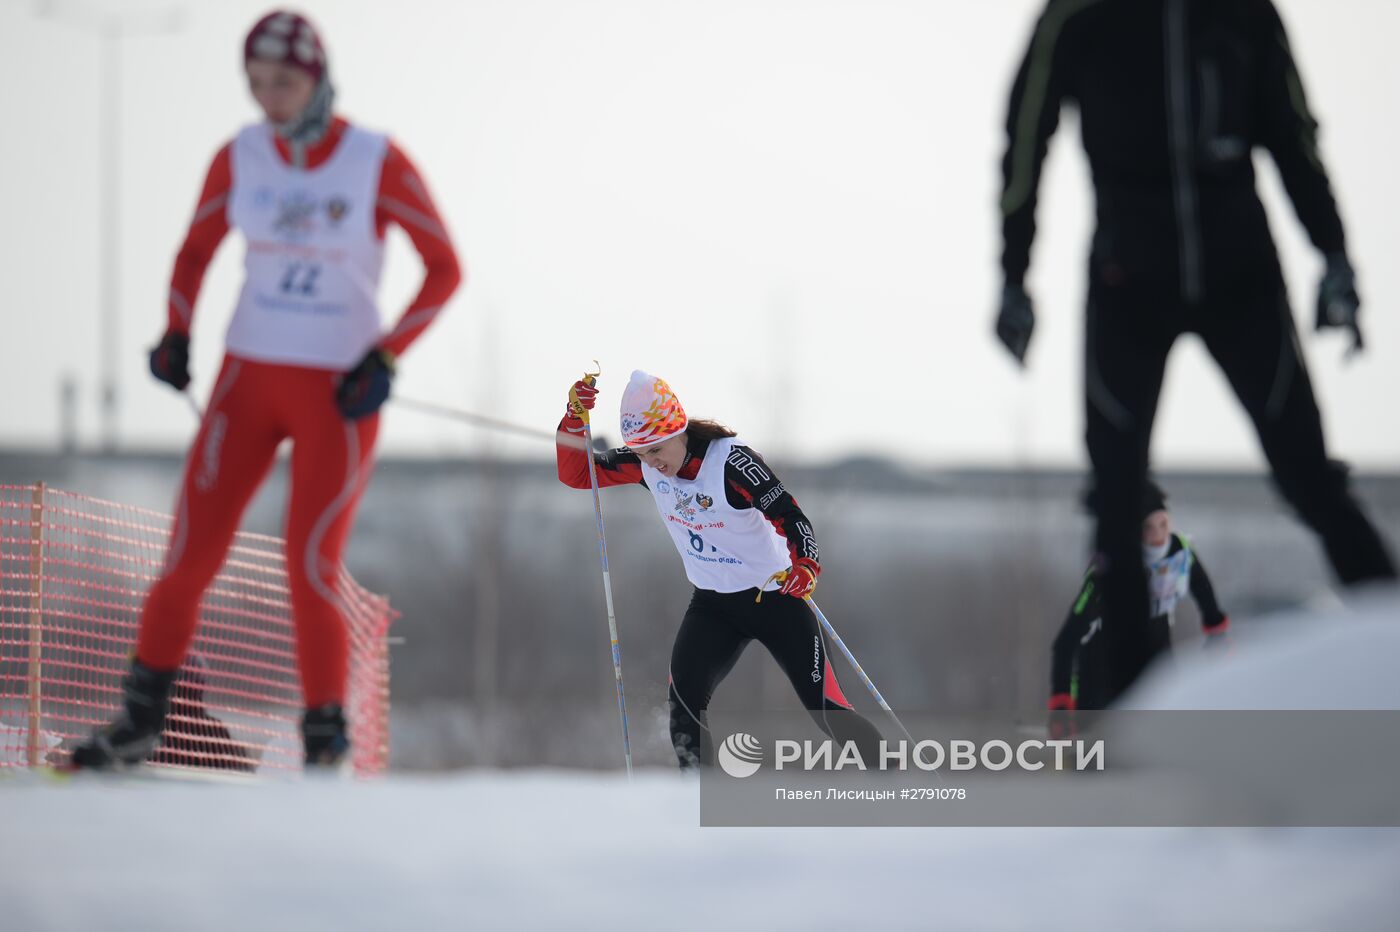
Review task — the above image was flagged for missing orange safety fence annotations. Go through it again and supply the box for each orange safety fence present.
[0,483,395,777]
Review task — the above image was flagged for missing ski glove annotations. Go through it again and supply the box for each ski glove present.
[149,331,191,391]
[336,348,395,420]
[567,379,599,420]
[1202,618,1231,653]
[779,557,820,599]
[996,283,1035,365]
[1316,253,1364,355]
[1047,692,1076,741]
[1202,615,1229,637]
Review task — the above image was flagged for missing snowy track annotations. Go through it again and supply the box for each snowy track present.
[3,770,1399,931]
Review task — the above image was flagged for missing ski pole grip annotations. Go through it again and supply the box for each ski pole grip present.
[571,361,602,426]
[756,568,790,603]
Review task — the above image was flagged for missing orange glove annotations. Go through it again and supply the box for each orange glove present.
[779,557,819,599]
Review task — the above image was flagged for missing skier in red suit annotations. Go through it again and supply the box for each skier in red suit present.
[74,9,462,769]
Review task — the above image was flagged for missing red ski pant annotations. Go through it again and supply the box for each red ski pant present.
[136,355,379,709]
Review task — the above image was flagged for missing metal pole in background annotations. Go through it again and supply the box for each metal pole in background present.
[27,483,46,767]
[33,1,186,452]
[98,20,120,452]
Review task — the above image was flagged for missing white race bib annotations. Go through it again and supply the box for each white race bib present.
[1147,546,1193,621]
[640,437,790,593]
[225,123,388,369]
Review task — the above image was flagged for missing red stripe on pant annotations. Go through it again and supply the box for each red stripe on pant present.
[137,354,379,709]
[822,656,853,709]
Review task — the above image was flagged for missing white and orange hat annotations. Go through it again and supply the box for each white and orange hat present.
[620,370,688,449]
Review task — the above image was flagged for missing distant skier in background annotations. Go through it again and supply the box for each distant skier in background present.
[73,10,462,770]
[995,0,1396,706]
[556,370,883,769]
[1049,482,1228,716]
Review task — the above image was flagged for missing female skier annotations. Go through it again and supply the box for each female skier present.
[557,370,883,769]
[74,10,462,769]
[1049,482,1229,713]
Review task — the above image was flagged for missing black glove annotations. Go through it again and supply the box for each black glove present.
[1316,253,1364,355]
[996,283,1035,365]
[148,331,191,391]
[336,348,395,420]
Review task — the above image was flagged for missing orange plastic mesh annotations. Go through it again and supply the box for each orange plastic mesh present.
[0,484,394,776]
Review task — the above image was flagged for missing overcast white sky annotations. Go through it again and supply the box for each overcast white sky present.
[0,0,1396,468]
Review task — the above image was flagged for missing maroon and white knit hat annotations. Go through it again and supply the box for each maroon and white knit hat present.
[244,10,327,81]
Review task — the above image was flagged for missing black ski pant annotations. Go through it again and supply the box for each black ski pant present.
[1072,616,1172,712]
[667,586,883,770]
[1085,276,1396,704]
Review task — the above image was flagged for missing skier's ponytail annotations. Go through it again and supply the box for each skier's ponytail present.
[685,418,737,442]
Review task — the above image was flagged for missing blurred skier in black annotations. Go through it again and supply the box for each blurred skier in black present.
[996,0,1396,704]
[1050,482,1228,716]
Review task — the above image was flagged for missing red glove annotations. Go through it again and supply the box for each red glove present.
[566,379,598,421]
[1047,693,1076,741]
[779,558,819,599]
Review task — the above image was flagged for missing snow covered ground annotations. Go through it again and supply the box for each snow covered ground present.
[4,592,1399,931]
[1,769,1398,931]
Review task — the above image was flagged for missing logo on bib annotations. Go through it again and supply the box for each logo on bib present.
[655,480,671,493]
[325,196,351,226]
[274,190,319,241]
[695,493,713,512]
[672,489,698,520]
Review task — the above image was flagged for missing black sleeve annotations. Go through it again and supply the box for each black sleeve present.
[1000,0,1076,286]
[722,444,819,567]
[597,446,647,489]
[1050,566,1099,696]
[1253,0,1347,256]
[1185,539,1228,631]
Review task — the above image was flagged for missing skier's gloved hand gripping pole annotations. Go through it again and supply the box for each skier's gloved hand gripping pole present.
[149,332,205,420]
[569,366,634,779]
[761,569,917,749]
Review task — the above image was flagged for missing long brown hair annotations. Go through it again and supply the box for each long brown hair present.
[685,418,737,442]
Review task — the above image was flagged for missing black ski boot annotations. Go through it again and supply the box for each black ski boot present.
[301,704,350,768]
[69,661,177,770]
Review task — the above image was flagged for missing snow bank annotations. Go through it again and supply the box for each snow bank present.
[1129,587,1400,710]
[1,770,1398,931]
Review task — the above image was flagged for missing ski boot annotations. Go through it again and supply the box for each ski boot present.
[69,661,177,770]
[301,704,350,769]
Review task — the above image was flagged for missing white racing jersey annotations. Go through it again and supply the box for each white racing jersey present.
[639,437,791,593]
[1147,544,1194,621]
[225,122,389,369]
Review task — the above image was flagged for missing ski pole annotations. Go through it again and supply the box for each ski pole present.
[393,396,588,449]
[758,568,917,749]
[571,365,633,778]
[804,597,917,748]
